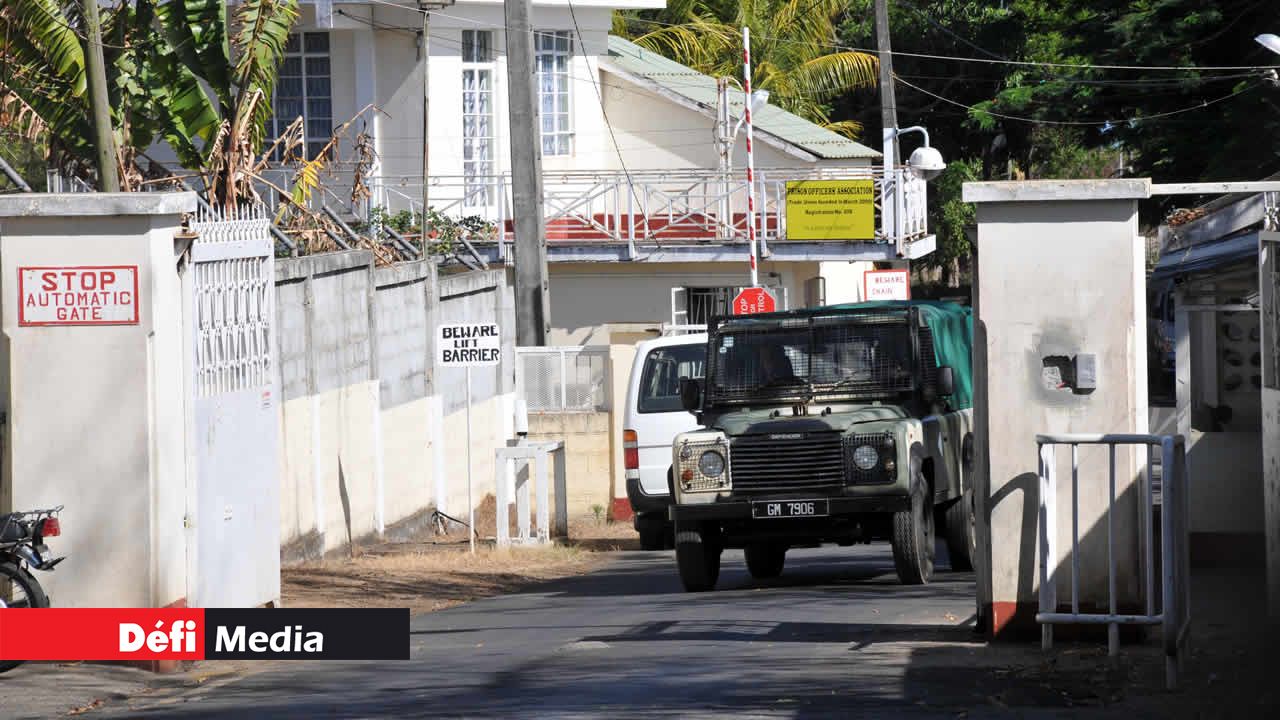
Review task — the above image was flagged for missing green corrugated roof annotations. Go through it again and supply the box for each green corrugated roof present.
[604,35,880,161]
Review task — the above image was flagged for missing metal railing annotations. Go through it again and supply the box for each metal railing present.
[1036,433,1191,690]
[517,346,611,413]
[364,166,929,250]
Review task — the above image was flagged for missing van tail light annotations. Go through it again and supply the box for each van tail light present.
[623,429,639,470]
[39,517,61,537]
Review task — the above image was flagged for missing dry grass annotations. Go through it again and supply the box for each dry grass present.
[282,541,601,615]
[565,517,642,552]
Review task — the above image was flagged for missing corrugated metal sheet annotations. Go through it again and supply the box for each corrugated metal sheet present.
[604,35,881,161]
[1150,231,1259,281]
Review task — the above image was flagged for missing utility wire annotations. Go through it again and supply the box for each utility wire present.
[895,74,1261,127]
[604,14,1280,73]
[564,0,647,216]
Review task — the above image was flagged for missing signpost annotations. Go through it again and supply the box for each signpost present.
[436,322,502,553]
[733,287,776,315]
[863,269,911,301]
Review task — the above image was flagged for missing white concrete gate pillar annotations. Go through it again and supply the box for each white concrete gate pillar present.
[963,180,1150,637]
[0,192,196,608]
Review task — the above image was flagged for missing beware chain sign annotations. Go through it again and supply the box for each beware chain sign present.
[19,266,140,326]
[436,323,501,366]
[863,269,911,301]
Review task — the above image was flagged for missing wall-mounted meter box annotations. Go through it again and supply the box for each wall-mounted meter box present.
[1074,353,1098,391]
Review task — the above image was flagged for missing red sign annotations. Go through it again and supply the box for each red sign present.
[18,265,139,326]
[864,269,911,301]
[732,287,777,315]
[0,608,409,661]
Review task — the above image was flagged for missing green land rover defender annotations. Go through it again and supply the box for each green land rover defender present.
[668,301,976,591]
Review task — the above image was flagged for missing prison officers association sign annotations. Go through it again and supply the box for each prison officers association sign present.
[784,179,876,241]
[437,323,502,366]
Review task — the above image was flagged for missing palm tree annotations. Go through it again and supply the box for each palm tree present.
[615,0,877,137]
[0,0,297,207]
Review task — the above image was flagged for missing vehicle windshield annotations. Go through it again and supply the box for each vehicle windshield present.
[706,312,915,405]
[638,344,706,413]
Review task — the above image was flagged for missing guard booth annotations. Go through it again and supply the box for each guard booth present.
[965,179,1280,640]
[1151,188,1280,619]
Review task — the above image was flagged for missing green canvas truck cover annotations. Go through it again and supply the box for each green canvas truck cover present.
[827,300,974,410]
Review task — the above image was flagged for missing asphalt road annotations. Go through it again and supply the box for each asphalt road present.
[90,545,1012,719]
[10,545,1182,719]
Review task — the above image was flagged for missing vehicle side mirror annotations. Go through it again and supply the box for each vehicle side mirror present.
[680,377,703,412]
[937,366,955,397]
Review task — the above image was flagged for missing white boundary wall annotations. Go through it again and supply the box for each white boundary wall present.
[275,253,515,561]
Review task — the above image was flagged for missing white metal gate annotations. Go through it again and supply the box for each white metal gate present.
[188,205,280,608]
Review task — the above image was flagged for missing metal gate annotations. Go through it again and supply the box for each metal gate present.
[188,205,280,608]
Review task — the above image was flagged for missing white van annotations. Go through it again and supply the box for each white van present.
[623,329,707,550]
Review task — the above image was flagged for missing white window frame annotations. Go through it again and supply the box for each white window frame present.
[535,30,574,157]
[270,32,333,161]
[462,30,498,210]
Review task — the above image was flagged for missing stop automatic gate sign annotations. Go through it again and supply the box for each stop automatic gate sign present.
[18,265,140,326]
[732,287,776,315]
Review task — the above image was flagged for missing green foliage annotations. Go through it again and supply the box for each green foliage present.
[0,136,47,191]
[364,206,498,258]
[0,0,298,196]
[932,157,979,266]
[615,0,878,137]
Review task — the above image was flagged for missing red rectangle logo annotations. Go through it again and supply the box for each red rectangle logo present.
[0,609,205,661]
[17,265,140,326]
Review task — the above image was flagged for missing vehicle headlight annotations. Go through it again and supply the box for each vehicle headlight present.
[852,445,879,470]
[698,450,725,477]
[677,437,731,492]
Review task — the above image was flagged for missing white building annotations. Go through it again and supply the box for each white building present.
[272,0,936,345]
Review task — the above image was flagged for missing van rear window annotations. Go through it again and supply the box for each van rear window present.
[638,345,705,413]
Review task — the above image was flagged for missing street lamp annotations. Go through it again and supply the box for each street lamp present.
[714,80,771,241]
[884,125,946,181]
[881,125,945,256]
[715,82,770,172]
[1257,33,1280,55]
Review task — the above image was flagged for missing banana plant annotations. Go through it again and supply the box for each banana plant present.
[0,0,297,205]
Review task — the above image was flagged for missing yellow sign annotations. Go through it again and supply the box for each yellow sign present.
[784,179,876,240]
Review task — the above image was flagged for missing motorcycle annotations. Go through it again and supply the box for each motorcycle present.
[0,506,65,674]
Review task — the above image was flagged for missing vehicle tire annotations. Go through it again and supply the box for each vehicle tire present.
[943,489,976,572]
[674,523,720,592]
[0,562,49,674]
[744,543,786,579]
[891,474,936,585]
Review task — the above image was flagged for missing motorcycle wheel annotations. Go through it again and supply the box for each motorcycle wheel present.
[0,562,49,674]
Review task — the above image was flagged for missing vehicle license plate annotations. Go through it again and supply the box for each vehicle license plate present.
[752,500,829,519]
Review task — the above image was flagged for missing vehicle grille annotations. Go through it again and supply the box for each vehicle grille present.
[729,432,846,492]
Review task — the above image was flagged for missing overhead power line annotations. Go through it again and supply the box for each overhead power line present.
[895,75,1261,127]
[609,15,1280,73]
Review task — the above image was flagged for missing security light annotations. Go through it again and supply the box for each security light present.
[1257,34,1280,56]
[908,146,947,181]
[750,90,770,111]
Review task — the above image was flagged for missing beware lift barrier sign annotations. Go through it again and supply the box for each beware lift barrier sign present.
[437,323,502,366]
[18,266,140,326]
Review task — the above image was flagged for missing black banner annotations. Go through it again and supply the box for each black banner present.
[204,608,409,660]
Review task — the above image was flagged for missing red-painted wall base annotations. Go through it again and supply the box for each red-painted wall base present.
[609,497,634,522]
